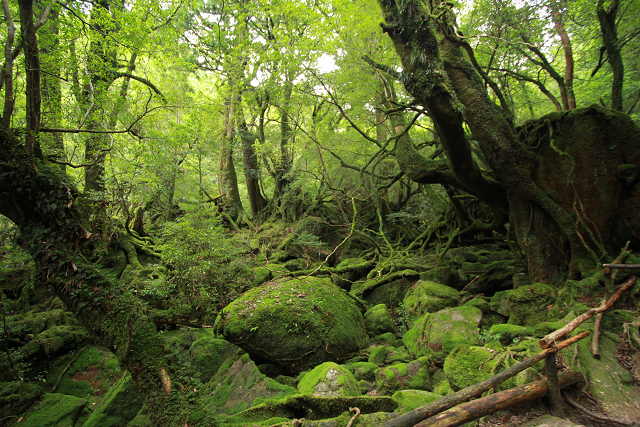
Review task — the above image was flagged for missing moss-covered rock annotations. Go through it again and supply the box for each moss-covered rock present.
[222,394,397,425]
[403,281,460,322]
[251,267,273,287]
[363,304,397,336]
[0,382,44,420]
[346,362,379,382]
[20,325,88,361]
[189,337,241,384]
[46,346,120,404]
[490,284,557,326]
[375,359,430,396]
[487,324,528,345]
[298,362,360,397]
[82,372,144,427]
[577,331,640,420]
[443,345,538,392]
[203,353,299,416]
[215,277,368,375]
[392,389,441,413]
[403,306,482,360]
[20,393,86,427]
[368,346,388,365]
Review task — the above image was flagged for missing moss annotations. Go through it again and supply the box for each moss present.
[82,371,144,427]
[443,345,516,392]
[403,306,482,360]
[376,359,430,396]
[487,324,527,344]
[297,362,359,397]
[368,346,387,365]
[20,393,87,427]
[347,362,379,382]
[363,304,397,336]
[0,382,44,419]
[189,337,241,384]
[403,281,460,322]
[215,276,368,375]
[392,389,441,413]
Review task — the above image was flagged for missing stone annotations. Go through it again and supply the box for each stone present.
[403,306,482,359]
[403,281,460,322]
[82,372,143,427]
[363,304,397,336]
[297,362,360,397]
[392,389,441,413]
[215,277,368,375]
[375,359,430,396]
[19,393,86,427]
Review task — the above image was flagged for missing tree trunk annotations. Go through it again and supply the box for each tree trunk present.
[597,0,624,111]
[549,0,576,109]
[37,3,65,170]
[240,116,267,216]
[376,0,640,283]
[19,0,41,155]
[218,97,244,222]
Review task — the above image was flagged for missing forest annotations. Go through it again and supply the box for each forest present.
[1,0,640,425]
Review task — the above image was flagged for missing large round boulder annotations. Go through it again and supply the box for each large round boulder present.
[214,277,368,375]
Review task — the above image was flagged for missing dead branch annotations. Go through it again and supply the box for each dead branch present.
[602,264,640,269]
[346,407,360,427]
[539,276,637,349]
[379,332,589,427]
[413,370,582,427]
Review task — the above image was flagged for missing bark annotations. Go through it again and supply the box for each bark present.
[549,0,576,109]
[218,97,244,222]
[375,0,640,284]
[1,0,16,128]
[19,0,42,155]
[597,0,624,111]
[38,4,65,170]
[414,370,581,427]
[239,111,267,216]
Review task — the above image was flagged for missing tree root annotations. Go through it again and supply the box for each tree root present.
[563,391,634,426]
[346,407,360,427]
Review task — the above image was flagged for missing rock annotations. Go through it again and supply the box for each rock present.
[419,266,454,288]
[487,324,528,344]
[19,393,86,427]
[298,362,360,397]
[375,359,430,395]
[251,267,272,287]
[392,389,441,413]
[347,362,379,382]
[403,281,460,323]
[82,372,143,427]
[188,336,242,383]
[577,331,640,422]
[443,345,537,391]
[215,277,368,375]
[368,346,388,365]
[202,353,299,416]
[363,304,397,336]
[0,382,44,421]
[489,284,557,326]
[403,306,482,359]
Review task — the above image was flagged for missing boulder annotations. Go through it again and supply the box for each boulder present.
[392,389,441,413]
[375,359,430,395]
[490,284,557,326]
[403,281,460,323]
[363,304,397,336]
[298,362,360,397]
[188,336,241,383]
[19,393,86,427]
[215,277,368,375]
[403,306,482,359]
[82,372,143,427]
[202,353,298,416]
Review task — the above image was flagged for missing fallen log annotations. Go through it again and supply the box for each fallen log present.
[539,276,637,349]
[378,332,589,427]
[414,370,582,427]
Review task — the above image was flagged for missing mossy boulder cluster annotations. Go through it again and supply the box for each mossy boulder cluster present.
[3,236,640,427]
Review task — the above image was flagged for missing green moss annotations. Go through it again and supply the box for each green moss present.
[20,393,87,427]
[368,346,388,365]
[363,304,397,336]
[82,371,144,427]
[0,382,44,419]
[403,281,460,322]
[443,345,516,392]
[297,362,359,397]
[215,277,368,375]
[392,389,441,413]
[347,362,379,382]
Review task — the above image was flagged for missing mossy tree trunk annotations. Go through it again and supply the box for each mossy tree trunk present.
[375,0,640,284]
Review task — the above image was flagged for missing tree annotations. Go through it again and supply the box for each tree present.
[373,0,640,283]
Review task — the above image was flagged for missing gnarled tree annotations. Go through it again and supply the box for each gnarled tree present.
[375,0,640,283]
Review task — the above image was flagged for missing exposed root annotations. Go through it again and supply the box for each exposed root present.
[563,391,634,426]
[346,407,361,427]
